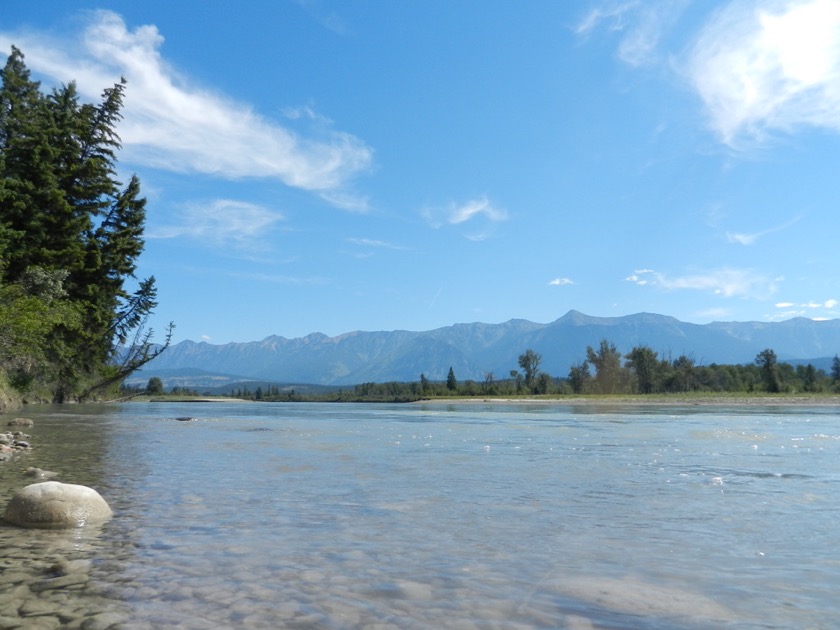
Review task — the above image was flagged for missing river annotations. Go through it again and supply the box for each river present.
[1,401,838,628]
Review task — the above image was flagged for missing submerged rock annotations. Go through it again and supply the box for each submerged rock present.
[3,481,112,529]
[0,430,32,463]
[7,417,34,428]
[24,466,59,480]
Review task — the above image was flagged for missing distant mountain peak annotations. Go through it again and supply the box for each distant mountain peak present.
[142,311,840,386]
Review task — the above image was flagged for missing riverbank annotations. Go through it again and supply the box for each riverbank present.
[123,393,840,406]
[414,393,840,406]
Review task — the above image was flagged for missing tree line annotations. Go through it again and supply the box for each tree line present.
[0,47,170,403]
[179,340,840,403]
[563,341,839,396]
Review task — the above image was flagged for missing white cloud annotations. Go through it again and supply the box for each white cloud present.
[686,0,840,145]
[447,198,508,225]
[345,237,407,250]
[148,199,285,249]
[548,277,574,286]
[293,0,350,35]
[726,232,758,245]
[725,215,800,245]
[0,11,372,201]
[773,298,838,316]
[575,1,686,66]
[422,197,508,239]
[576,3,639,36]
[227,271,328,285]
[768,297,839,320]
[627,267,779,298]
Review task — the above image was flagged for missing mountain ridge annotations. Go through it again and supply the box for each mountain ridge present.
[136,310,840,386]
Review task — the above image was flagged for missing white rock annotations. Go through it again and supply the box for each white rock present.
[2,481,112,529]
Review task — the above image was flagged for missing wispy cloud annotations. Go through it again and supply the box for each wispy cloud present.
[422,197,508,241]
[686,0,840,146]
[626,267,779,298]
[293,0,350,35]
[148,199,285,250]
[226,270,329,285]
[725,215,801,244]
[0,11,372,203]
[577,1,840,147]
[548,277,574,286]
[345,237,407,250]
[575,0,687,66]
[447,198,508,225]
[342,237,409,257]
[575,2,640,36]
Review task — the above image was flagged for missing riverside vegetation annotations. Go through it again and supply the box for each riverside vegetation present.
[0,47,171,410]
[132,344,840,403]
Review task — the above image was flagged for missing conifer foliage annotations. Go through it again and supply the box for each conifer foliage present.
[0,46,171,401]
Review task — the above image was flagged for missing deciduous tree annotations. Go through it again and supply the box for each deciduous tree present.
[517,349,542,392]
[586,339,626,394]
[625,345,660,394]
[755,348,781,393]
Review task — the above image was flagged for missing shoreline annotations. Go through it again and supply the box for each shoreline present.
[413,394,840,407]
[113,394,840,407]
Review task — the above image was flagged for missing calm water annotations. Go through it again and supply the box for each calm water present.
[1,401,839,628]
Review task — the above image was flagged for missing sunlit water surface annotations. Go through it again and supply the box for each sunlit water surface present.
[1,401,839,628]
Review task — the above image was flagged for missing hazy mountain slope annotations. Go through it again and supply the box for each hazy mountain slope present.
[139,311,840,386]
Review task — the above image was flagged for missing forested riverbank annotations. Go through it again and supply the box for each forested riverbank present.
[165,344,840,403]
[0,47,170,410]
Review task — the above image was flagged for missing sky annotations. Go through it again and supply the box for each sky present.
[2,0,840,345]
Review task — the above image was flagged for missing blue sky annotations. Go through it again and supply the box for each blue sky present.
[3,1,840,344]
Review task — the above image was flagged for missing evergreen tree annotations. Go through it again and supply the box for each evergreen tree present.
[446,367,457,391]
[0,47,171,400]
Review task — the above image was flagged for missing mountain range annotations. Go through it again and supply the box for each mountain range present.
[129,310,840,388]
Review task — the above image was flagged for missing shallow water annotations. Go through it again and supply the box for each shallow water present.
[1,401,839,628]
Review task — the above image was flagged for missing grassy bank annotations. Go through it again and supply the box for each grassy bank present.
[413,392,840,406]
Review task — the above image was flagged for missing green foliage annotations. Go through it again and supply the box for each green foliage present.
[568,361,590,394]
[419,373,431,395]
[755,348,782,393]
[146,376,164,394]
[518,349,542,392]
[446,367,457,391]
[624,345,660,394]
[0,46,171,401]
[586,339,628,394]
[0,283,82,390]
[222,341,838,402]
